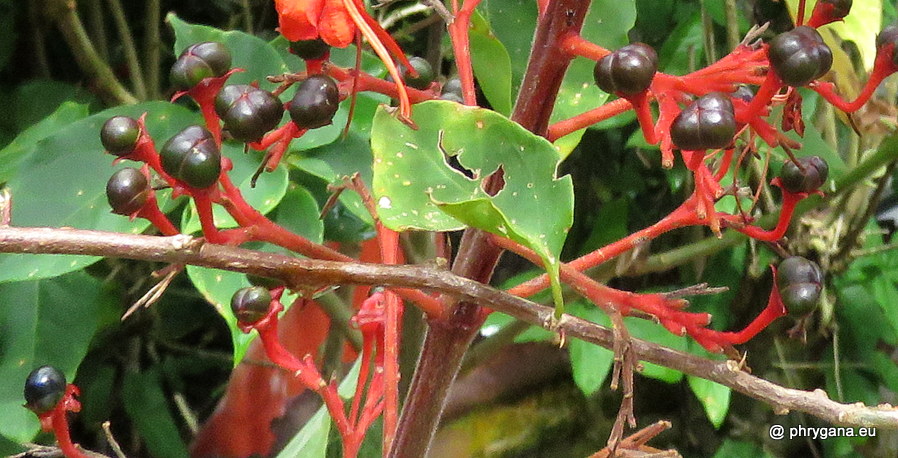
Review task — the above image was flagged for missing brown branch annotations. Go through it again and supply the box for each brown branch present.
[2,227,898,429]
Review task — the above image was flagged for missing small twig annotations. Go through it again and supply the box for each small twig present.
[589,420,679,458]
[101,421,126,458]
[122,264,183,320]
[663,283,729,299]
[106,0,148,100]
[0,188,11,226]
[173,392,199,434]
[419,0,455,24]
[608,311,638,453]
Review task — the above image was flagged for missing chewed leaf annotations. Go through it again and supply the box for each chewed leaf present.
[371,100,573,312]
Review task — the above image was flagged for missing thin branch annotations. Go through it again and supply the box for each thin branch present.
[44,0,138,105]
[106,0,148,100]
[1,227,898,428]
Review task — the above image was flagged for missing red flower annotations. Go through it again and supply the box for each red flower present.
[275,0,355,48]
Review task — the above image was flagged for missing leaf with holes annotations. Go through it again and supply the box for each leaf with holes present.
[371,100,573,312]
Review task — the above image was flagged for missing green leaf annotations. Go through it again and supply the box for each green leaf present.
[371,100,573,313]
[122,367,190,458]
[469,11,513,115]
[687,243,748,330]
[568,302,614,396]
[277,360,361,458]
[625,317,687,383]
[181,145,289,233]
[687,375,731,428]
[186,185,323,363]
[0,101,89,184]
[713,439,773,458]
[0,271,110,443]
[1,102,198,283]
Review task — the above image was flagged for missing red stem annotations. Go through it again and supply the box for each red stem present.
[447,0,484,106]
[559,32,611,60]
[810,49,898,113]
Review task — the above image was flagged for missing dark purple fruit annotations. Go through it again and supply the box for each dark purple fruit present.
[776,256,823,315]
[159,125,221,189]
[876,24,898,66]
[670,92,736,151]
[289,75,340,129]
[231,286,272,325]
[101,116,141,157]
[106,167,150,215]
[779,156,829,193]
[170,42,232,90]
[593,43,658,95]
[215,85,284,142]
[768,26,833,87]
[24,365,66,415]
[290,38,330,60]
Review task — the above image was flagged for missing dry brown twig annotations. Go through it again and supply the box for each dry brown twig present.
[2,227,898,430]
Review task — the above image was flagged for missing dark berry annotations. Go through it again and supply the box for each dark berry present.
[289,75,340,129]
[402,57,436,90]
[231,286,272,325]
[101,116,141,157]
[290,38,330,60]
[768,26,833,87]
[170,42,232,90]
[246,273,285,289]
[593,43,658,95]
[439,78,463,103]
[670,92,736,151]
[876,24,898,67]
[215,85,284,143]
[24,365,66,415]
[159,125,221,189]
[106,167,150,215]
[776,256,823,315]
[779,156,829,193]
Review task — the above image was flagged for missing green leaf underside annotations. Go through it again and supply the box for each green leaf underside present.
[0,271,107,443]
[371,100,573,313]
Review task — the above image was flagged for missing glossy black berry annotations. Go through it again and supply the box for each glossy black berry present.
[170,42,232,90]
[160,125,221,189]
[246,273,285,289]
[101,116,141,157]
[779,156,829,193]
[290,38,330,60]
[289,75,340,129]
[768,26,833,87]
[24,365,66,415]
[231,286,272,325]
[670,92,736,151]
[776,256,823,315]
[593,43,658,95]
[215,85,284,142]
[876,24,898,66]
[106,167,150,215]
